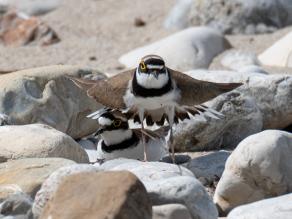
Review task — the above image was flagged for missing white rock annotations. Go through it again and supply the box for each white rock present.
[228,193,292,219]
[221,50,260,71]
[32,164,100,217]
[119,27,230,71]
[214,130,292,214]
[0,124,89,163]
[238,65,268,74]
[259,31,292,68]
[101,158,194,181]
[164,0,192,30]
[0,65,105,139]
[153,204,192,219]
[184,151,230,181]
[102,159,218,219]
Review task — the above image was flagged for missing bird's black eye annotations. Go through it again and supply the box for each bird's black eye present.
[113,120,122,127]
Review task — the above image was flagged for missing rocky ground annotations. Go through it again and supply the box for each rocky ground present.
[0,0,292,219]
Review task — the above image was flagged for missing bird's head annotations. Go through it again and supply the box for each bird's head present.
[136,55,169,89]
[95,109,129,135]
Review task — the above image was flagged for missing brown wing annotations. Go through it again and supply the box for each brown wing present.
[67,69,135,108]
[168,68,243,106]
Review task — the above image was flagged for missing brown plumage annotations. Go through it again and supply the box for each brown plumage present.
[67,68,242,125]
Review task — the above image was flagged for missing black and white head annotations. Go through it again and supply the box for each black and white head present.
[135,55,170,89]
[94,109,132,145]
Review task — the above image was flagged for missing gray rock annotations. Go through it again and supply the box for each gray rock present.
[165,0,292,34]
[102,159,218,219]
[153,204,192,219]
[173,91,263,151]
[146,176,218,219]
[0,65,105,139]
[32,164,99,217]
[119,27,230,71]
[0,113,10,126]
[227,193,292,219]
[184,151,230,181]
[214,130,292,214]
[0,124,89,163]
[173,70,292,151]
[220,50,260,71]
[1,0,60,16]
[0,193,32,216]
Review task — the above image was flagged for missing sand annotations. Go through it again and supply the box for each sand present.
[0,0,291,75]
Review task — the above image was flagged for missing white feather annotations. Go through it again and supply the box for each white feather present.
[98,117,112,126]
[101,129,132,146]
[136,68,169,89]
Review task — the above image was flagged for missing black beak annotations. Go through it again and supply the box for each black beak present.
[94,127,105,136]
[152,70,159,79]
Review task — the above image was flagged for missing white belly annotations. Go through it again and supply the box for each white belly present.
[96,139,168,161]
[123,86,180,110]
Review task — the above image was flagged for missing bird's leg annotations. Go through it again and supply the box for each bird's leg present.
[138,109,147,161]
[166,106,175,164]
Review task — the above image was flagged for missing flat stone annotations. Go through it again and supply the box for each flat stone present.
[0,158,75,197]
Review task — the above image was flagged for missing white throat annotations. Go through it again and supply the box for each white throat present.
[136,68,169,89]
[101,129,133,146]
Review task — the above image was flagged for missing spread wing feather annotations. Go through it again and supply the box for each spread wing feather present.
[168,68,243,106]
[67,69,135,108]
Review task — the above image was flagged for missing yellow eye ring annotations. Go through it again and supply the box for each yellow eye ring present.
[140,61,147,70]
[113,120,122,127]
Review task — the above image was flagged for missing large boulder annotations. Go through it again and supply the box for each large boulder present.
[165,0,292,34]
[214,130,292,214]
[101,159,218,219]
[40,171,152,219]
[227,193,292,219]
[0,124,89,163]
[0,65,105,139]
[32,164,100,217]
[258,30,292,68]
[0,158,75,198]
[173,70,292,151]
[119,27,230,71]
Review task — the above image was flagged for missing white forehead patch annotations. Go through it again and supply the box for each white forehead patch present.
[136,68,169,89]
[98,117,112,126]
[146,64,164,70]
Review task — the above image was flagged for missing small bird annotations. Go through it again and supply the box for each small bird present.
[68,55,242,161]
[90,108,168,162]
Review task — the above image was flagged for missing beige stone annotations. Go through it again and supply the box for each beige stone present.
[0,158,75,197]
[0,124,89,163]
[40,171,152,219]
